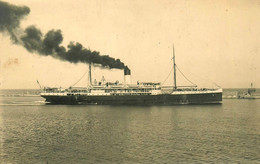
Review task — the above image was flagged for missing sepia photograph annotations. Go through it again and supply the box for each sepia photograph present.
[0,0,259,163]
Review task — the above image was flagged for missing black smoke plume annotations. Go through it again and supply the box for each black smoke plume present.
[0,1,30,43]
[0,1,130,72]
[124,66,131,75]
[21,25,43,53]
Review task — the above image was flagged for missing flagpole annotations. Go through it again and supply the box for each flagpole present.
[37,80,42,89]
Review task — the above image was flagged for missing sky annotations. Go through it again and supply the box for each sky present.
[0,0,260,89]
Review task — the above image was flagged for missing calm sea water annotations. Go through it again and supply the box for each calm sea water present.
[0,90,259,163]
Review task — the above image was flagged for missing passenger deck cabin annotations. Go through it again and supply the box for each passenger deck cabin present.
[41,81,163,96]
[88,81,162,96]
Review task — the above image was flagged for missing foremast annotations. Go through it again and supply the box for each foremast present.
[88,63,92,87]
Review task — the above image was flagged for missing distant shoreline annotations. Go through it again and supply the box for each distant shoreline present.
[1,88,259,90]
[1,88,260,99]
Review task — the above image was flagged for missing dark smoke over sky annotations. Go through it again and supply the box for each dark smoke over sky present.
[0,0,129,71]
[0,1,29,43]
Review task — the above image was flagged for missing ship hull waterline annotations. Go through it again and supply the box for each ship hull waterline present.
[41,92,222,105]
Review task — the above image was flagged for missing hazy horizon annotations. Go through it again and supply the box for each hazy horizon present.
[0,87,259,90]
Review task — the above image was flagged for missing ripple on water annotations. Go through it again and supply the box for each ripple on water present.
[0,98,259,163]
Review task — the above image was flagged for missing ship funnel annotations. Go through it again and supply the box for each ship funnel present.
[124,67,131,85]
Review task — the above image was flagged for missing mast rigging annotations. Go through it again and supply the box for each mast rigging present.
[173,44,177,90]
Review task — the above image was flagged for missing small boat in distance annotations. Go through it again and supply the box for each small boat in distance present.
[40,46,222,105]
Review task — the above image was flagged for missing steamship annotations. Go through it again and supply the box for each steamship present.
[40,47,222,105]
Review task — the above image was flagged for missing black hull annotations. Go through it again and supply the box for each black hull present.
[41,93,222,105]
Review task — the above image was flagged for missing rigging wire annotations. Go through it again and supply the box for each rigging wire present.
[162,66,174,85]
[176,65,197,87]
[186,68,220,87]
[70,69,89,87]
[185,59,221,87]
